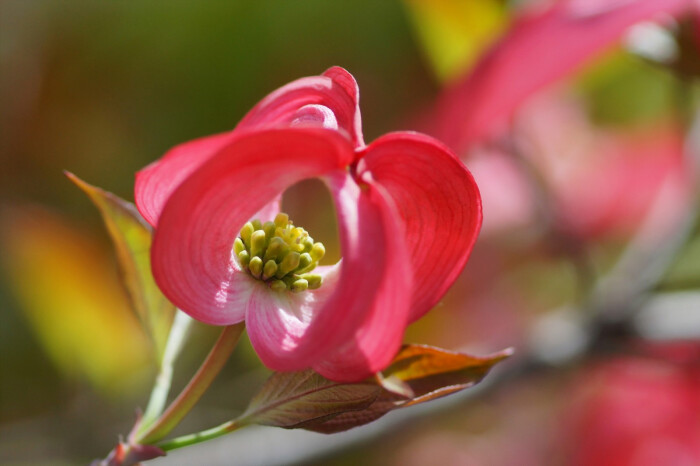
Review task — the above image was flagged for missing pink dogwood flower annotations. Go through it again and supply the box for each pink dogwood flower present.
[565,346,700,466]
[431,0,700,152]
[134,67,482,382]
[472,90,690,238]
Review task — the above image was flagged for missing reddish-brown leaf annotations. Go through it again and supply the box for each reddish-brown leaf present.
[238,369,382,429]
[383,344,513,401]
[243,345,511,434]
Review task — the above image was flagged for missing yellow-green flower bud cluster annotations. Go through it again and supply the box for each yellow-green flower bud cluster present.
[234,212,325,292]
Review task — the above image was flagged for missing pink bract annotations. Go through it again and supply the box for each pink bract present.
[472,90,690,239]
[565,349,700,466]
[431,0,698,152]
[135,67,482,382]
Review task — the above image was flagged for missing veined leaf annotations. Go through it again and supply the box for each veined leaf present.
[241,345,511,434]
[67,173,175,361]
[382,344,512,406]
[306,345,511,433]
[238,370,381,429]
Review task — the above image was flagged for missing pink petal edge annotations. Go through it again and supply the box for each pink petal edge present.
[150,128,354,325]
[357,132,482,322]
[312,178,413,381]
[135,132,233,227]
[135,67,363,226]
[237,66,363,147]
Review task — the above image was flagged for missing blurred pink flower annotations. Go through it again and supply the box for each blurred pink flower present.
[565,347,700,466]
[430,0,699,152]
[134,67,482,381]
[474,90,690,239]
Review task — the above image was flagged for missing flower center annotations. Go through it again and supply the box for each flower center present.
[234,212,325,292]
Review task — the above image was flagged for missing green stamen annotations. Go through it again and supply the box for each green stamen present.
[274,213,289,228]
[291,279,308,293]
[237,250,250,268]
[262,260,277,280]
[270,280,287,291]
[233,238,245,256]
[301,273,322,290]
[276,251,300,278]
[263,221,276,239]
[263,237,287,263]
[310,243,325,262]
[248,256,263,279]
[234,212,326,292]
[250,230,267,258]
[240,222,254,248]
[301,236,315,252]
[297,252,312,271]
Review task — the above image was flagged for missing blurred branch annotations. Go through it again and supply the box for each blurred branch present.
[587,100,700,334]
[494,133,596,301]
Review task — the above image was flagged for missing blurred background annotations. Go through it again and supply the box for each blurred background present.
[1,1,699,464]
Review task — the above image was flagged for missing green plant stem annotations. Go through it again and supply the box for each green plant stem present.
[137,322,246,445]
[136,310,194,436]
[156,419,247,451]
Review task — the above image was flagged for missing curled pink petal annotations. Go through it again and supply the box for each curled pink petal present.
[150,128,354,324]
[237,66,363,146]
[432,0,695,151]
[357,132,482,322]
[290,104,339,130]
[135,132,233,227]
[312,181,413,381]
[247,172,412,377]
[322,66,364,147]
[136,67,362,228]
[135,131,281,229]
[245,264,341,367]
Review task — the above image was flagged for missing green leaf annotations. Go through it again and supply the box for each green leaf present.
[657,224,700,292]
[242,345,511,434]
[237,370,382,429]
[66,172,175,361]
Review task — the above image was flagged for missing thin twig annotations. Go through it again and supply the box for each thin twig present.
[138,323,246,445]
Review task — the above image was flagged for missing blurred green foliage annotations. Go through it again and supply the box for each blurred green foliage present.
[576,51,678,127]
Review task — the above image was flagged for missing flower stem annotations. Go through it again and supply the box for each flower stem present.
[156,419,246,451]
[136,310,194,435]
[137,322,246,445]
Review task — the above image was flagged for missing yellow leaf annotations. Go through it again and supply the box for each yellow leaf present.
[403,0,508,82]
[67,173,175,361]
[1,206,152,396]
